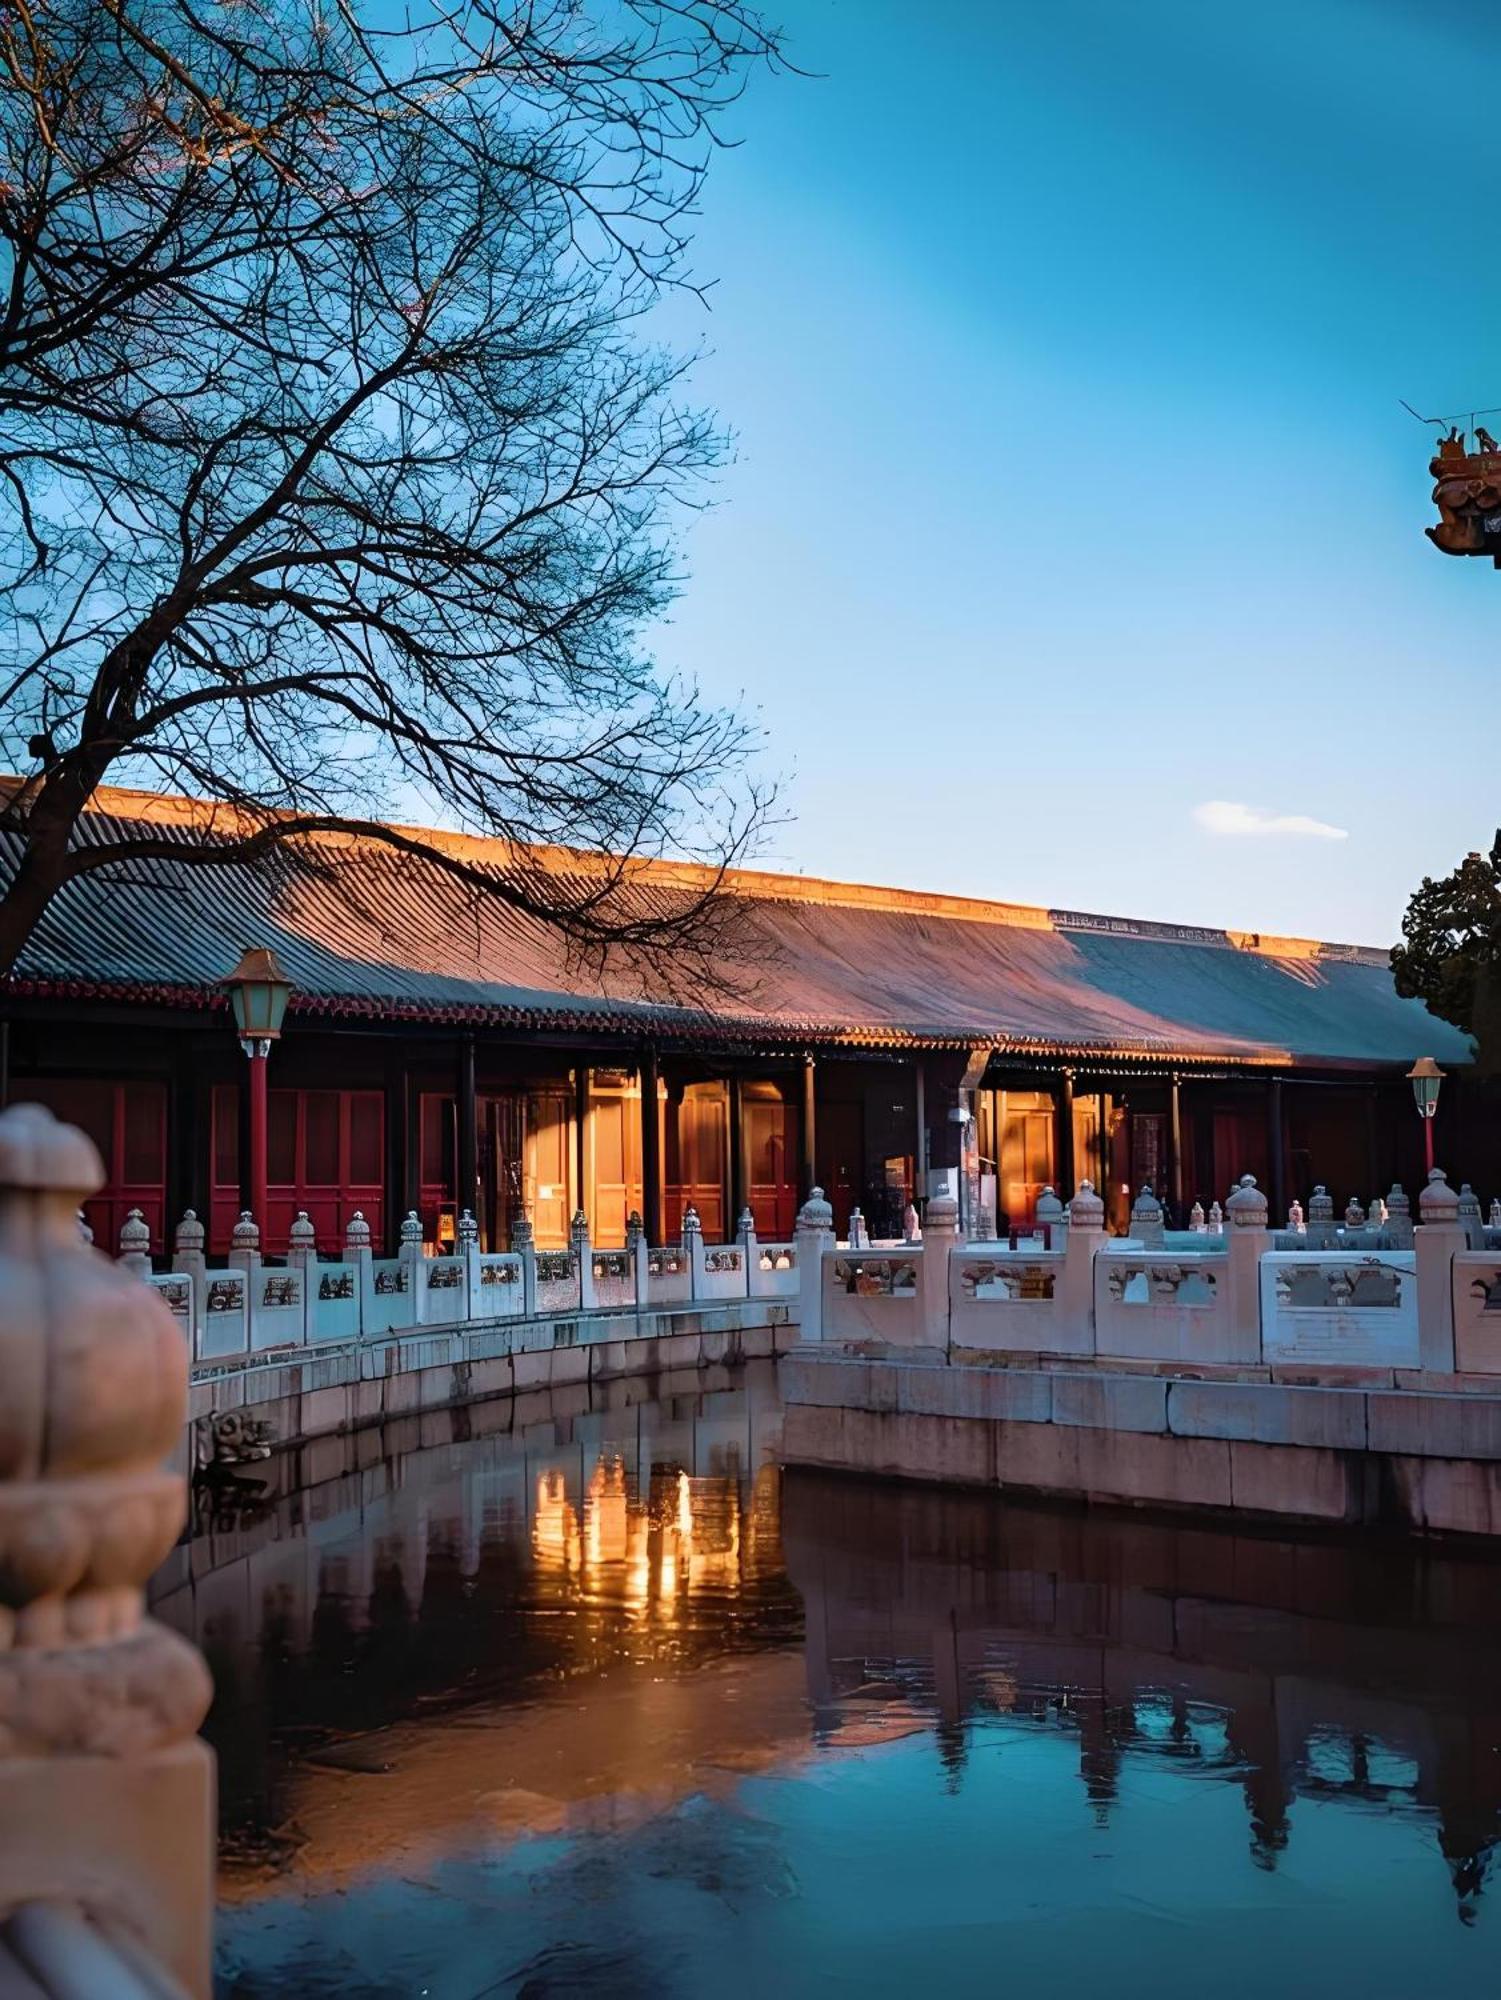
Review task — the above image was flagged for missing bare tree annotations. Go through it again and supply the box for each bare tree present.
[0,0,784,985]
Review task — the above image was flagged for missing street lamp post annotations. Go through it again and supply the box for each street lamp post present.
[1407,1056,1445,1177]
[222,948,294,1243]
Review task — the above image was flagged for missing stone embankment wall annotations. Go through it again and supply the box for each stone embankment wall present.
[780,1352,1501,1537]
[191,1299,794,1461]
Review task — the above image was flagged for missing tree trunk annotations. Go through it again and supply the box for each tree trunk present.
[0,803,85,980]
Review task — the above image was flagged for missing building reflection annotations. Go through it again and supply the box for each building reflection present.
[151,1371,1501,1922]
[781,1471,1501,1920]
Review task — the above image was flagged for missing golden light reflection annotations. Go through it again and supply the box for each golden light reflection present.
[528,1449,779,1651]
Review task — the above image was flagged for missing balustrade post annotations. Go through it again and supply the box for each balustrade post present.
[1417,1168,1463,1374]
[456,1208,479,1320]
[512,1213,539,1318]
[0,1103,215,1996]
[172,1208,208,1345]
[1063,1180,1103,1353]
[846,1205,869,1250]
[1224,1173,1270,1362]
[1385,1184,1413,1250]
[737,1207,757,1298]
[682,1203,704,1300]
[918,1190,958,1347]
[118,1206,152,1278]
[284,1211,316,1344]
[1306,1186,1334,1250]
[1458,1182,1485,1251]
[794,1187,835,1342]
[345,1211,374,1336]
[571,1209,596,1310]
[626,1209,649,1312]
[396,1209,423,1304]
[1034,1185,1065,1251]
[1129,1185,1164,1248]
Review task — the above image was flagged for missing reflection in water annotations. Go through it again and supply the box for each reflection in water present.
[153,1366,1501,1997]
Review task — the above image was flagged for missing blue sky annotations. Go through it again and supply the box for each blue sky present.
[644,0,1501,945]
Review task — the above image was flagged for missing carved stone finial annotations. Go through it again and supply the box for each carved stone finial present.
[1287,1199,1305,1232]
[1307,1185,1334,1224]
[288,1210,316,1252]
[511,1213,535,1251]
[625,1209,643,1247]
[1207,1200,1223,1232]
[737,1206,756,1240]
[458,1208,479,1250]
[1420,1166,1460,1222]
[1490,1198,1501,1231]
[345,1209,372,1249]
[1034,1186,1064,1227]
[399,1210,424,1247]
[797,1186,834,1231]
[925,1190,960,1234]
[681,1204,702,1240]
[173,1208,205,1255]
[0,1101,211,1739]
[1226,1173,1268,1230]
[1069,1179,1105,1230]
[1344,1196,1365,1228]
[1189,1200,1206,1232]
[846,1205,869,1249]
[118,1206,152,1273]
[230,1209,260,1254]
[1387,1184,1411,1218]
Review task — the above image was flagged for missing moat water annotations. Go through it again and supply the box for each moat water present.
[152,1363,1501,1998]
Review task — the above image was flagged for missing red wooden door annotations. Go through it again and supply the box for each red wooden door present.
[744,1091,796,1238]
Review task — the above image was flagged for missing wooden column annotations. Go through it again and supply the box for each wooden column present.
[800,1055,817,1200]
[385,1048,412,1252]
[640,1046,662,1245]
[1058,1068,1075,1196]
[1365,1082,1380,1197]
[1168,1072,1184,1222]
[573,1063,588,1221]
[457,1033,478,1227]
[914,1058,928,1202]
[728,1073,745,1228]
[1267,1075,1286,1224]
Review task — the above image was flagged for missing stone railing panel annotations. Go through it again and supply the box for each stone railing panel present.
[147,1271,195,1342]
[1453,1252,1501,1375]
[749,1242,798,1299]
[250,1266,306,1350]
[646,1245,691,1305]
[197,1271,248,1360]
[590,1249,636,1311]
[418,1253,468,1324]
[473,1253,525,1318]
[1260,1251,1418,1368]
[821,1249,926,1346]
[1094,1249,1232,1362]
[949,1248,1068,1354]
[361,1257,411,1336]
[697,1243,749,1301]
[536,1248,581,1315]
[311,1260,360,1343]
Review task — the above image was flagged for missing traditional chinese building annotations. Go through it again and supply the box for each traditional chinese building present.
[0,787,1476,1255]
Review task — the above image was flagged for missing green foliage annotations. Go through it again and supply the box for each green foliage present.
[1391,838,1500,1066]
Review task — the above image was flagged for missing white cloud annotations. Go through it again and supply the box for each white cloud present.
[1193,799,1348,842]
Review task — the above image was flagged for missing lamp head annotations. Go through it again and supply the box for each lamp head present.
[222,946,293,1046]
[1407,1055,1445,1118]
